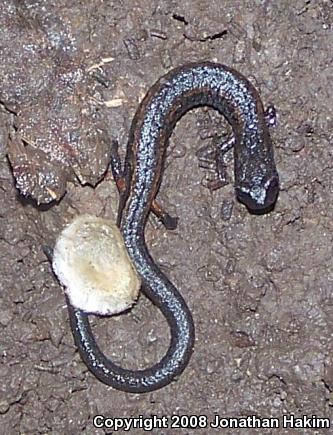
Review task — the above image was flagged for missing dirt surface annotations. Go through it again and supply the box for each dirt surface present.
[0,0,332,434]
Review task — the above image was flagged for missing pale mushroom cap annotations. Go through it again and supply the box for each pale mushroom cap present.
[52,215,141,315]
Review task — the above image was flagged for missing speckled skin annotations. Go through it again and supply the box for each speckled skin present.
[68,62,279,393]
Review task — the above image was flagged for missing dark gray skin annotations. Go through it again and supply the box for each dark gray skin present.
[63,62,279,393]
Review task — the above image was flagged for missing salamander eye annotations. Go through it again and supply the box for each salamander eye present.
[264,175,279,207]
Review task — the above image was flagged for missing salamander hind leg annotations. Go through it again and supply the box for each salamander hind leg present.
[110,139,130,226]
[111,140,178,230]
[151,199,179,230]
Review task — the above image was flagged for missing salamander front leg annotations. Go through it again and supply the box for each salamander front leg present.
[196,136,235,191]
[264,104,277,127]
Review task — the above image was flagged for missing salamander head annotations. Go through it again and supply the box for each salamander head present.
[236,174,279,212]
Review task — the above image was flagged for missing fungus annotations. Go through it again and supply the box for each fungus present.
[52,215,141,315]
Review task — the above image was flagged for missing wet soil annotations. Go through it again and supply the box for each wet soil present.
[0,1,332,434]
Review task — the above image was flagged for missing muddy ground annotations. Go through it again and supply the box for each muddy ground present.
[0,0,332,434]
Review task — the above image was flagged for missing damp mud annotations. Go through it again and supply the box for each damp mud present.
[0,1,332,433]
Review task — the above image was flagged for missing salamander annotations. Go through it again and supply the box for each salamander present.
[62,62,279,393]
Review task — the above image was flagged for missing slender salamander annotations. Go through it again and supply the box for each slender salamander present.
[65,62,279,393]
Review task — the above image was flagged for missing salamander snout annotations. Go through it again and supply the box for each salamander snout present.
[236,174,279,212]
